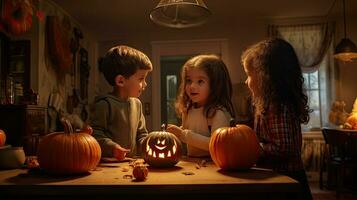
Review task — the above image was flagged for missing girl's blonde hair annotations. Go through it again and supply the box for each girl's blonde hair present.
[175,55,235,119]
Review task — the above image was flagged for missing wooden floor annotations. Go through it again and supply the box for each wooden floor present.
[309,181,357,200]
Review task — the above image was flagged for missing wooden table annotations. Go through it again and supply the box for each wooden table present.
[0,157,299,200]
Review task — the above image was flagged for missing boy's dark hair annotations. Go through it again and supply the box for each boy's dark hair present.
[99,45,153,86]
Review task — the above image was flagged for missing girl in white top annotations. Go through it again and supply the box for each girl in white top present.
[167,55,235,157]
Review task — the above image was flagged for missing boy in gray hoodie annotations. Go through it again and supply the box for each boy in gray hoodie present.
[91,45,153,161]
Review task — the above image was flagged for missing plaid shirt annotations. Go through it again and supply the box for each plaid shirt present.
[254,104,304,172]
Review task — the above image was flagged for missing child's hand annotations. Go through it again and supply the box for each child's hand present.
[167,124,183,138]
[113,145,130,161]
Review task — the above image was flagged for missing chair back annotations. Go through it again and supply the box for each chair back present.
[322,128,357,162]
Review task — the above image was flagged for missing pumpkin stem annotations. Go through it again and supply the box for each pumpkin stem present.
[229,118,236,127]
[161,123,166,131]
[61,118,74,134]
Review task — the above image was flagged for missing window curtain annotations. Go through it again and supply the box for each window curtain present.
[268,23,335,73]
[319,44,335,128]
[269,22,336,129]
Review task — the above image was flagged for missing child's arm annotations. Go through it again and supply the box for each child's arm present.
[168,110,230,151]
[113,144,130,161]
[91,100,126,158]
[167,124,209,150]
[136,103,149,152]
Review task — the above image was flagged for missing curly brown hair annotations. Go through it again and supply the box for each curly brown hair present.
[175,55,235,119]
[241,38,310,123]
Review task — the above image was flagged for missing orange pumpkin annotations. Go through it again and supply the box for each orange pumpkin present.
[345,113,357,130]
[209,124,260,170]
[0,129,6,146]
[37,119,101,175]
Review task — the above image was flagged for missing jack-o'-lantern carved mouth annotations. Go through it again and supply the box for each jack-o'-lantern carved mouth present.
[146,138,177,158]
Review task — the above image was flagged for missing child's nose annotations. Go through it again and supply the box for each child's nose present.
[189,83,197,89]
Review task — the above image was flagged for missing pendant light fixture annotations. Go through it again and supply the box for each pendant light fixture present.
[334,0,357,62]
[150,0,212,28]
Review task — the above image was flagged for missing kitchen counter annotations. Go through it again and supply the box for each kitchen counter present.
[0,157,299,200]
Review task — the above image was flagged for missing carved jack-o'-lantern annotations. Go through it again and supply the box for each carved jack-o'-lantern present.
[142,125,182,167]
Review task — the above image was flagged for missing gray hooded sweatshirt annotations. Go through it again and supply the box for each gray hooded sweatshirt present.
[91,94,148,157]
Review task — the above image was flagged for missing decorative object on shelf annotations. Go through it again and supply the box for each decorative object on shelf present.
[0,0,43,36]
[37,118,101,175]
[334,0,357,62]
[328,100,349,127]
[344,98,357,129]
[150,0,211,28]
[209,121,260,170]
[142,124,182,167]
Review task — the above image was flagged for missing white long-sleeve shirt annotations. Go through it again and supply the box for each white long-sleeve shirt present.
[181,107,232,157]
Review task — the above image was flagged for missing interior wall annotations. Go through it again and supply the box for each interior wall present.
[37,5,350,130]
[94,18,266,131]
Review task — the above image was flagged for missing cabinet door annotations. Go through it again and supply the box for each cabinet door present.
[9,40,30,92]
[0,33,10,81]
[0,33,10,104]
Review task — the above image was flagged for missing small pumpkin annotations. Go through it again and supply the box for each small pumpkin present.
[142,124,182,168]
[345,113,357,130]
[0,129,6,146]
[209,123,260,170]
[81,123,93,135]
[132,164,148,181]
[37,118,101,175]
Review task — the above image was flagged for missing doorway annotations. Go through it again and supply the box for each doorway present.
[160,56,191,125]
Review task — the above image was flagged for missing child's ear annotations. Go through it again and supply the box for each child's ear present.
[115,75,125,87]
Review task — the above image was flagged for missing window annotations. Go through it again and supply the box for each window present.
[301,47,334,132]
[303,71,321,131]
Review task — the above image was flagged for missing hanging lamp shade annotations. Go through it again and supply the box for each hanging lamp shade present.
[334,0,357,62]
[334,38,357,62]
[150,0,212,28]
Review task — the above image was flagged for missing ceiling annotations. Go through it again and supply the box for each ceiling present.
[51,0,356,41]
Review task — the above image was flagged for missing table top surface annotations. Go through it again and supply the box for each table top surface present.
[0,157,299,195]
[323,127,357,133]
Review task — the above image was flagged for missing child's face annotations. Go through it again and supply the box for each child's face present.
[243,63,259,98]
[121,69,150,98]
[184,68,210,107]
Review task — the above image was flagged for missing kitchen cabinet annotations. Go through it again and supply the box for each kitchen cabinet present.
[8,40,31,103]
[0,105,48,156]
[0,33,10,104]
